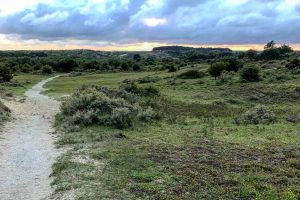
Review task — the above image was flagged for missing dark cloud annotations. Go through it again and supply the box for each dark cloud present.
[0,0,299,45]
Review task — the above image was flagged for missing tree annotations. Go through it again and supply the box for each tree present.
[132,63,141,71]
[246,49,258,59]
[41,65,53,74]
[240,66,260,82]
[121,62,129,71]
[133,54,141,62]
[278,44,293,54]
[208,61,228,79]
[0,64,13,82]
[264,40,276,49]
[260,48,281,60]
[83,60,100,71]
[56,59,78,72]
[223,58,243,72]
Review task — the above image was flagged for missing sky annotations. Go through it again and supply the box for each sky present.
[0,0,300,51]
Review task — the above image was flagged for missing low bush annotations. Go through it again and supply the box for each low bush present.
[236,105,276,124]
[240,66,260,82]
[60,85,156,129]
[121,82,160,97]
[177,70,206,79]
[137,107,156,122]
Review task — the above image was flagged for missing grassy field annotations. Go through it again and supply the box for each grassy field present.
[0,74,50,97]
[47,64,300,199]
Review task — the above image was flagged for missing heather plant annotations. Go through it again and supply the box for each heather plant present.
[236,105,276,124]
[60,85,156,129]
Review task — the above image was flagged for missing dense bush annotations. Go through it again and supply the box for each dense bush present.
[177,70,206,79]
[83,60,101,71]
[41,65,53,74]
[122,82,160,97]
[168,65,178,72]
[260,48,281,60]
[60,85,156,129]
[278,44,293,54]
[0,64,13,82]
[209,61,227,79]
[237,105,276,124]
[246,49,259,59]
[240,66,260,82]
[223,58,243,72]
[56,59,78,72]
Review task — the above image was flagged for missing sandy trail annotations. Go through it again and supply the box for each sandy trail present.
[0,77,60,200]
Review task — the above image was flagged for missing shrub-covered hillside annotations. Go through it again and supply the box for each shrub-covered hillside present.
[48,51,300,200]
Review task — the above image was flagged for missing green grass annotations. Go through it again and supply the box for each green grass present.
[44,72,158,97]
[47,65,300,199]
[0,74,50,96]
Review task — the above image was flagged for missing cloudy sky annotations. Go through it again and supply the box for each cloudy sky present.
[0,0,300,50]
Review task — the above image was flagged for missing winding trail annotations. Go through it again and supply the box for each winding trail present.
[0,77,60,200]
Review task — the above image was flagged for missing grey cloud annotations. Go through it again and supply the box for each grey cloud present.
[0,0,299,45]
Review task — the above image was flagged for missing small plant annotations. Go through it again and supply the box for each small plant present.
[41,65,53,74]
[237,105,276,124]
[137,107,156,122]
[177,70,206,79]
[109,107,135,129]
[240,66,260,82]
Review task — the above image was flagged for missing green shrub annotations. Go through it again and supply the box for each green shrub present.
[41,65,53,74]
[168,65,177,72]
[237,105,276,124]
[177,70,206,79]
[110,107,135,128]
[209,61,228,79]
[240,66,260,82]
[122,82,160,97]
[223,58,243,72]
[137,107,156,122]
[260,48,281,60]
[0,64,13,82]
[60,85,155,129]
